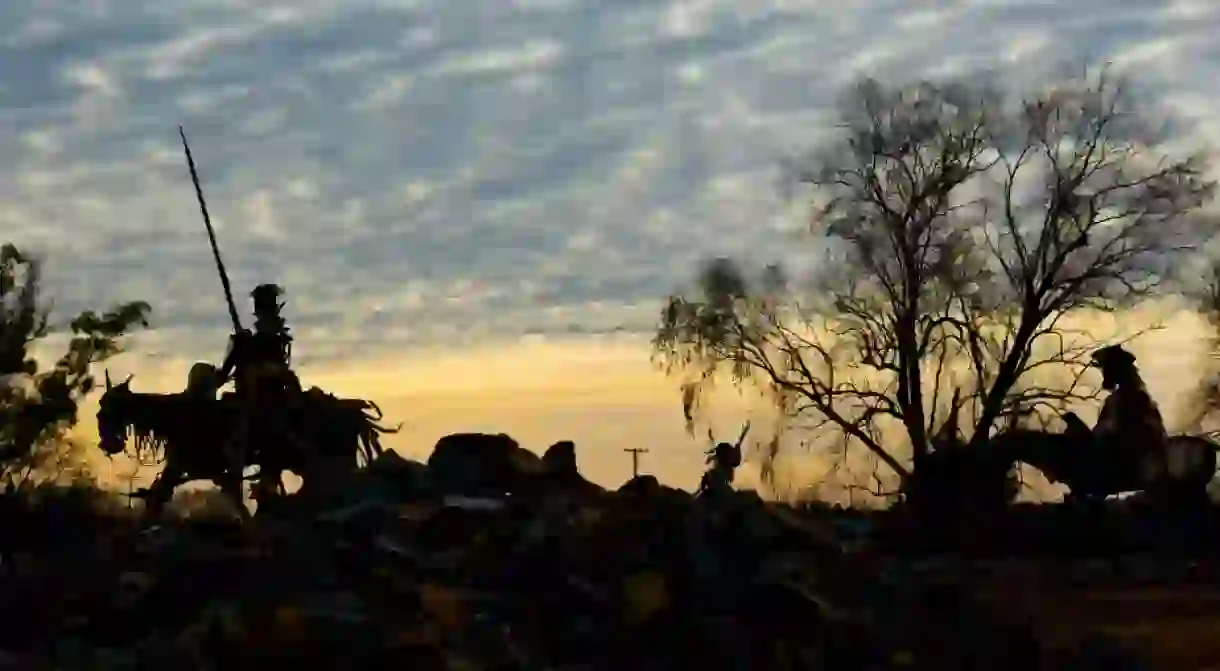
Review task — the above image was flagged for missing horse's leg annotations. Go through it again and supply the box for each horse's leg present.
[251,468,285,517]
[143,466,182,523]
[280,416,333,498]
[217,471,251,522]
[360,426,383,466]
[217,412,254,523]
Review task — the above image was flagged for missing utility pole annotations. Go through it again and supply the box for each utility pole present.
[623,448,648,478]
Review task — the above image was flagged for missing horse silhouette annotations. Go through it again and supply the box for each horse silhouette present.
[990,426,1218,505]
[914,410,1217,510]
[906,424,1212,512]
[95,370,397,519]
[917,346,1217,507]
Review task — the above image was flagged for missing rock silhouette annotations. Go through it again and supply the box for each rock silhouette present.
[426,432,540,498]
[542,439,577,476]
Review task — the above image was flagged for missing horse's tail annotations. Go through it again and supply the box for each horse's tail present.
[357,399,401,447]
[341,396,385,421]
[357,429,382,466]
[362,400,385,421]
[370,420,402,435]
[1165,434,1220,484]
[355,415,396,466]
[342,396,400,434]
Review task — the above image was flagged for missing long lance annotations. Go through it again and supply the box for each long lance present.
[178,126,243,334]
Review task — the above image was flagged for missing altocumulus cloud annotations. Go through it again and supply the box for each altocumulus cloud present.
[1,0,1219,366]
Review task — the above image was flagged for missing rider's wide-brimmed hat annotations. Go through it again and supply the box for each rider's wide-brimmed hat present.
[1091,344,1136,369]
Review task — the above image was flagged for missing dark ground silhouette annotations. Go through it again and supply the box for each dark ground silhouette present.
[1,443,1213,669]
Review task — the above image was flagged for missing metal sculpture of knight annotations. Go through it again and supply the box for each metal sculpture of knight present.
[217,283,295,398]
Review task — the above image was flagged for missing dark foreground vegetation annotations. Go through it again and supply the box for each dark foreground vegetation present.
[8,66,1220,669]
[0,454,1209,670]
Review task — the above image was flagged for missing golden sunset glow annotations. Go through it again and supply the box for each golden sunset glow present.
[71,300,1220,505]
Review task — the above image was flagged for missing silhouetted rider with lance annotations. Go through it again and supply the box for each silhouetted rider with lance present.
[216,284,305,502]
[179,127,309,507]
[217,283,297,400]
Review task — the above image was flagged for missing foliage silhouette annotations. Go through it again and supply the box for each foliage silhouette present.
[654,69,1218,498]
[0,242,150,490]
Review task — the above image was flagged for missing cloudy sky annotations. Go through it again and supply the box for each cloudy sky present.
[5,0,1220,491]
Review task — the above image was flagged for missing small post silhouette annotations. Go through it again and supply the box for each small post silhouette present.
[116,459,140,510]
[624,448,649,479]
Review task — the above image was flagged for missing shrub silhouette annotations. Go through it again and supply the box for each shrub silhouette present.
[0,243,149,492]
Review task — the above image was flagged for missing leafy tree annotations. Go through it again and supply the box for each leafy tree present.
[0,243,150,489]
[654,69,1217,496]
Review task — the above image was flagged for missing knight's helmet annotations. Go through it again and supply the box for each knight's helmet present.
[249,283,293,374]
[251,283,286,320]
[251,283,291,336]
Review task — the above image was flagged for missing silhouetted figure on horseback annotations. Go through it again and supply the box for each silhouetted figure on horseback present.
[218,283,296,399]
[1069,344,1171,487]
[921,346,1218,510]
[109,130,397,520]
[216,284,303,501]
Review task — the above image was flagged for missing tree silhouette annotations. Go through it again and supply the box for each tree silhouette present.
[654,69,1217,494]
[0,243,150,489]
